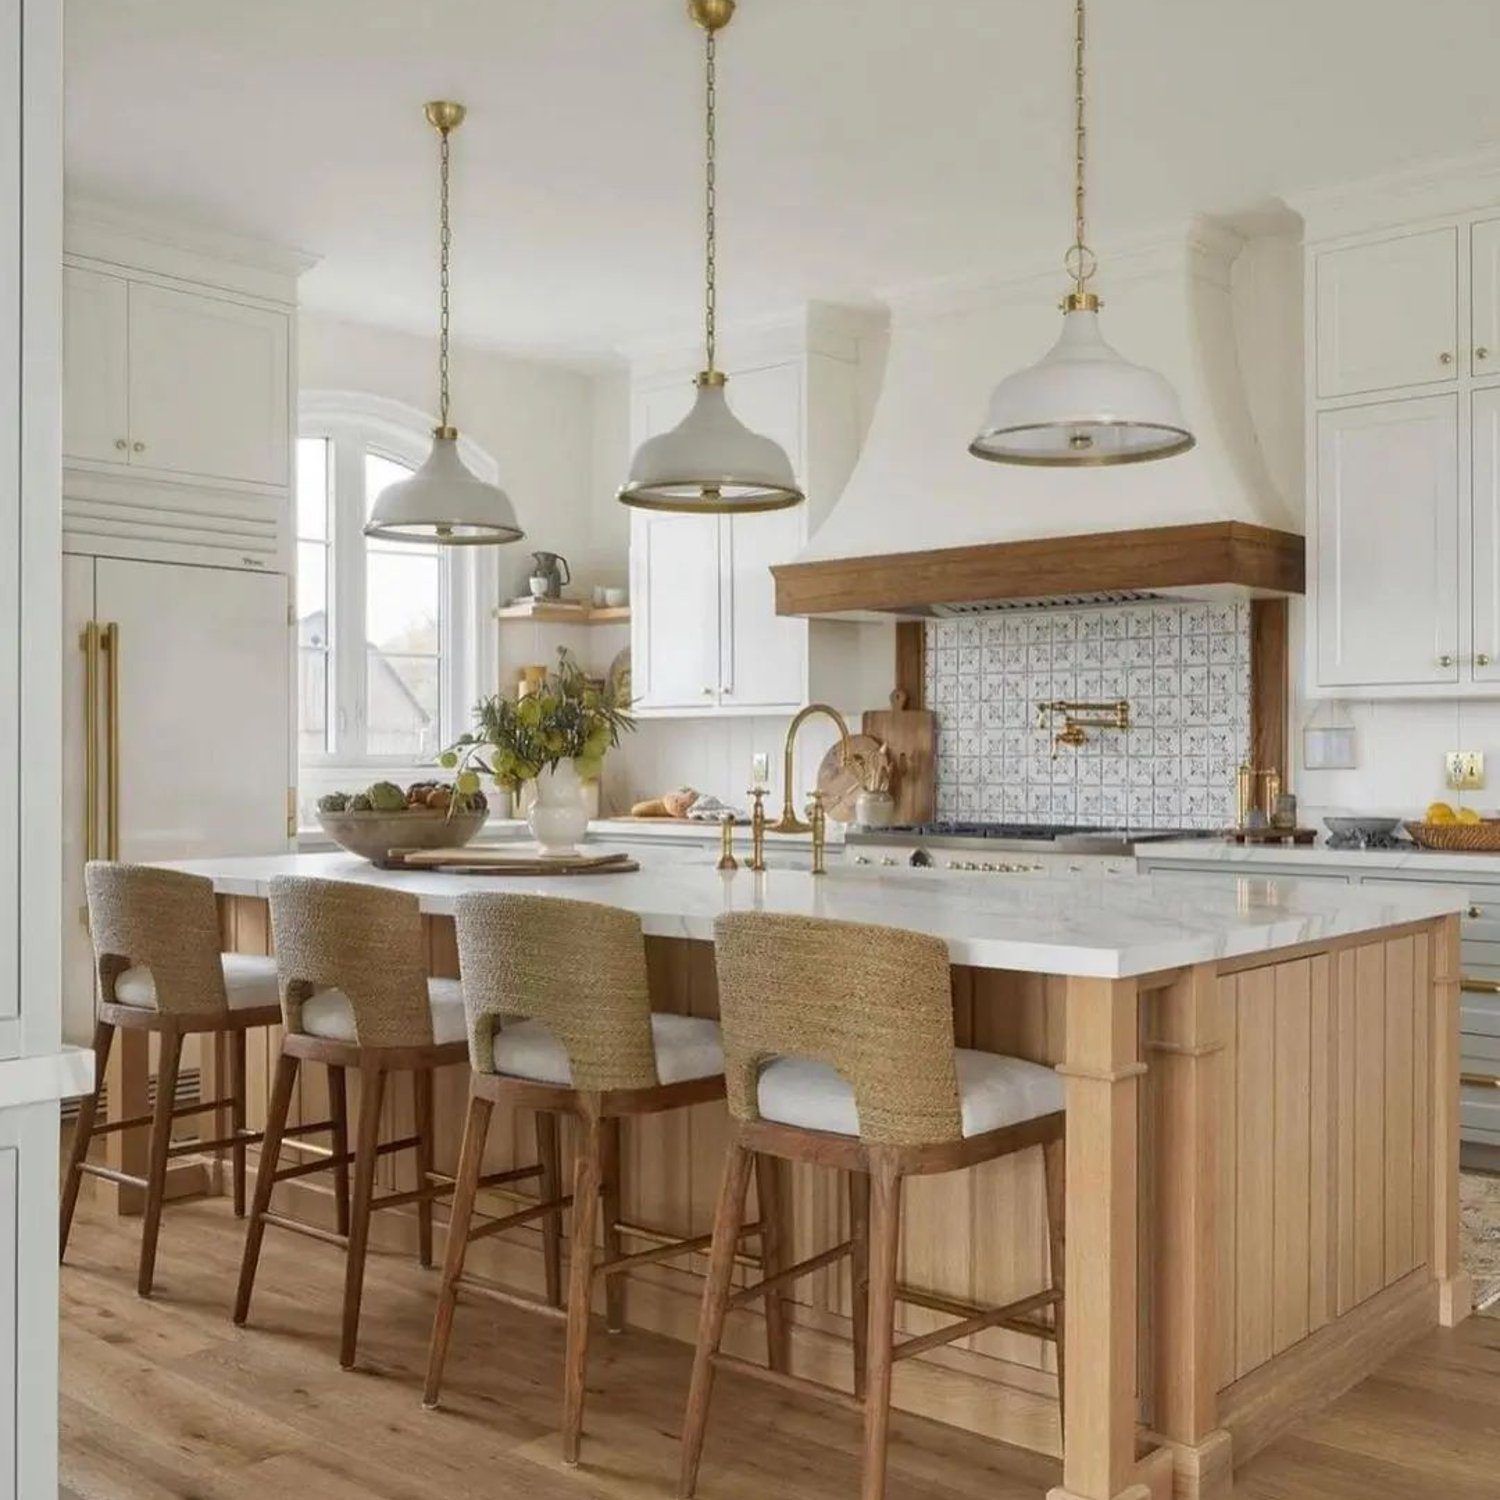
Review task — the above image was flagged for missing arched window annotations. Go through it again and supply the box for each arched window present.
[296,393,498,811]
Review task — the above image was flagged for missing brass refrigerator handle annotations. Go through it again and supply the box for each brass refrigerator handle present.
[103,622,120,860]
[1462,976,1500,994]
[81,623,101,862]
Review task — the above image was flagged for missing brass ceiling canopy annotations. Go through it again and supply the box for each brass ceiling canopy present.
[619,0,804,514]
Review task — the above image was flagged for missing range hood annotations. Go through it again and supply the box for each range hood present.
[775,222,1303,619]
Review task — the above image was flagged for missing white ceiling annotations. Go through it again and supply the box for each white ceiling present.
[65,0,1500,365]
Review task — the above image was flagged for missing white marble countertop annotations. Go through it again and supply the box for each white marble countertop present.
[159,847,1465,980]
[1140,839,1500,877]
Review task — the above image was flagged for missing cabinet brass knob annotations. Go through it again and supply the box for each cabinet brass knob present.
[1479,347,1491,361]
[1469,905,1482,920]
[1480,653,1493,667]
[1439,653,1454,667]
[132,440,145,453]
[113,437,127,451]
[1440,351,1454,365]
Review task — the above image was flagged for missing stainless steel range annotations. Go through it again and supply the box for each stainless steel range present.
[844,821,1220,872]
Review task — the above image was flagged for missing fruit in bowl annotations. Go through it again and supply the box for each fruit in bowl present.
[316,780,489,865]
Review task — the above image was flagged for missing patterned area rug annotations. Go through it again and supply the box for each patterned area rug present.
[1461,1170,1500,1313]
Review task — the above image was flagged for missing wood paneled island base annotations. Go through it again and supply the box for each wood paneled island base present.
[148,887,1467,1500]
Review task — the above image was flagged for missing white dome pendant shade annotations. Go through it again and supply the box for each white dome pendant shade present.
[618,0,803,516]
[364,429,523,544]
[971,0,1194,469]
[620,371,801,513]
[365,101,524,547]
[969,299,1194,467]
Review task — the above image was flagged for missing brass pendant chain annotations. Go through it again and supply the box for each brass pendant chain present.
[1065,0,1097,302]
[704,26,718,375]
[437,120,453,431]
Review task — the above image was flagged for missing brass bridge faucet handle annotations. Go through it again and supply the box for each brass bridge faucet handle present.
[808,789,828,875]
[716,811,738,872]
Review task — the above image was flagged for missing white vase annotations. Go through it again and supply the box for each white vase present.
[527,759,590,856]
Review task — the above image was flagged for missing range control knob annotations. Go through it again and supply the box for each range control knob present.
[881,856,898,867]
[909,849,933,868]
[853,855,871,865]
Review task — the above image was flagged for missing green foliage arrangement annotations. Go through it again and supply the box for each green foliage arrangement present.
[440,648,633,793]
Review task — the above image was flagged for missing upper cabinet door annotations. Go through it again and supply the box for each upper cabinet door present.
[632,511,721,710]
[721,510,806,711]
[1472,387,1500,683]
[1473,218,1500,380]
[1315,394,1459,688]
[127,282,289,487]
[62,266,129,464]
[1316,228,1458,398]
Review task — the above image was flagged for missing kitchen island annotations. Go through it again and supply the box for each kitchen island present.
[145,850,1468,1500]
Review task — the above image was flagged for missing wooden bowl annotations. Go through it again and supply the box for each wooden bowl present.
[317,806,489,864]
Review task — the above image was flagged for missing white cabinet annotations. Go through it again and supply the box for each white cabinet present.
[62,265,128,463]
[63,269,290,488]
[1314,395,1459,688]
[721,508,806,710]
[633,511,721,710]
[62,555,292,1042]
[1473,217,1500,380]
[1315,227,1458,397]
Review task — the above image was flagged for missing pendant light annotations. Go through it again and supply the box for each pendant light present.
[970,0,1194,467]
[619,0,803,514]
[365,101,525,545]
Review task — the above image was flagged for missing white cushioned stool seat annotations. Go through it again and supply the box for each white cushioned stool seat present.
[493,1013,724,1087]
[757,1048,1064,1138]
[114,951,281,1013]
[298,976,467,1045]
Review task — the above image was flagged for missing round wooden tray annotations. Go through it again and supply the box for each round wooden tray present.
[1404,819,1500,851]
[816,734,884,823]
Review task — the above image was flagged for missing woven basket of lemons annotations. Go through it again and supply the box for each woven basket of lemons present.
[1405,802,1500,851]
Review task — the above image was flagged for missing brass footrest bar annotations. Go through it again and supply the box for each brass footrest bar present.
[709,1352,864,1416]
[466,1193,573,1245]
[728,1239,851,1311]
[608,1214,765,1273]
[891,1287,1060,1365]
[283,1118,339,1140]
[453,1274,568,1322]
[428,1162,544,1192]
[597,1229,717,1279]
[260,1211,348,1249]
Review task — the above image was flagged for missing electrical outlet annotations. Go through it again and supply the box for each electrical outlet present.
[751,752,770,788]
[1445,750,1486,790]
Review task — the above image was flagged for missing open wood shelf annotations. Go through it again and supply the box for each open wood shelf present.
[494,601,630,625]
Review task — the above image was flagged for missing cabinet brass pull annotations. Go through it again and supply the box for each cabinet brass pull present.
[1462,975,1500,993]
[1462,1071,1500,1089]
[1440,351,1454,365]
[103,622,120,859]
[81,623,101,861]
[1438,653,1455,667]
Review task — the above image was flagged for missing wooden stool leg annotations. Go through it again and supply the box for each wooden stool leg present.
[341,1062,387,1370]
[754,1152,790,1372]
[229,1028,248,1218]
[423,1092,494,1408]
[601,1115,625,1333]
[848,1168,871,1400]
[60,1019,115,1259]
[1043,1132,1067,1439]
[678,1142,754,1500]
[562,1108,604,1465]
[860,1155,902,1500]
[136,1029,183,1298]
[327,1064,351,1237]
[235,1051,299,1325]
[536,1110,563,1308]
[414,1066,435,1269]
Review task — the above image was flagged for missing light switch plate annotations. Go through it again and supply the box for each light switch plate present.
[751,752,770,788]
[1446,750,1486,790]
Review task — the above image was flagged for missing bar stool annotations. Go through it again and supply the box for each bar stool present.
[681,911,1067,1500]
[235,876,491,1370]
[423,891,784,1466]
[61,861,286,1296]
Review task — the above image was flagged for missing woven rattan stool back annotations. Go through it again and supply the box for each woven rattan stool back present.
[84,860,229,1018]
[713,911,962,1146]
[454,891,659,1092]
[268,876,434,1047]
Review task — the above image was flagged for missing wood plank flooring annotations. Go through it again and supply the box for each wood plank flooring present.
[59,1187,1500,1500]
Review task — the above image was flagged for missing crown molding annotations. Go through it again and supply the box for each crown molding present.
[1288,142,1500,244]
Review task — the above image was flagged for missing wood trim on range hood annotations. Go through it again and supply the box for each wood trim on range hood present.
[773,521,1305,617]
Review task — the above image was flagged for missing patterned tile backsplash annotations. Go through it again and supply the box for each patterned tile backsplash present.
[924,601,1251,829]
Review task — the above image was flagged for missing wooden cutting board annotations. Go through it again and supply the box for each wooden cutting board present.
[861,690,936,825]
[386,847,638,875]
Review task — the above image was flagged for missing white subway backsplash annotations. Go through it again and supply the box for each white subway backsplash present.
[924,602,1252,829]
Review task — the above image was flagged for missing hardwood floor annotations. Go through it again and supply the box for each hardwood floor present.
[59,1187,1500,1500]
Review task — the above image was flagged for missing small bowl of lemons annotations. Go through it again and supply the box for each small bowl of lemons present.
[1405,801,1500,849]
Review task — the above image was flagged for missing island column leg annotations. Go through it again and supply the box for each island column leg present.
[1145,964,1232,1500]
[1049,976,1152,1500]
[1431,913,1472,1326]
